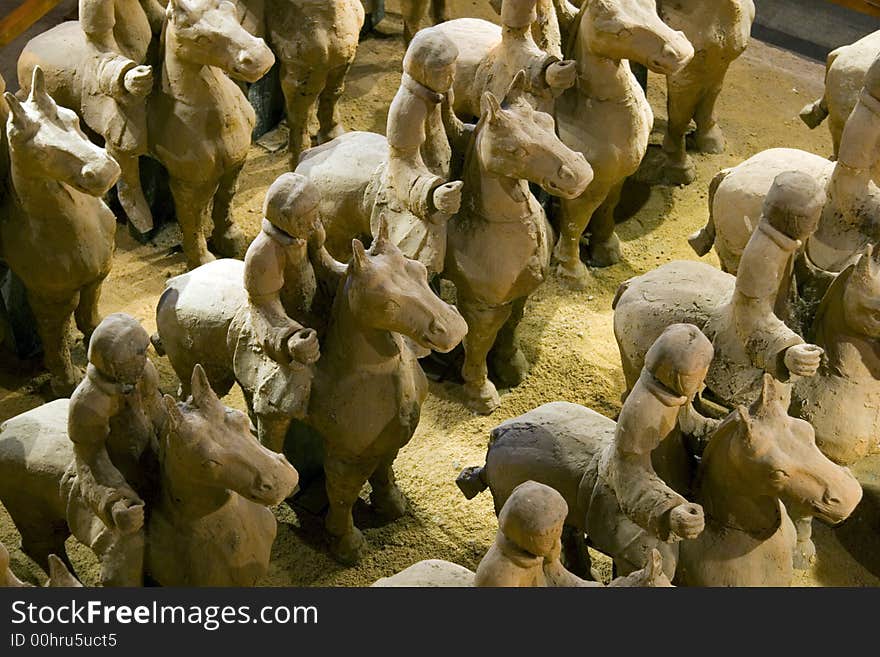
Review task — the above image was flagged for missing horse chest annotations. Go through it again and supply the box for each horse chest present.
[148,498,276,586]
[679,515,796,586]
[448,210,551,306]
[1,189,115,292]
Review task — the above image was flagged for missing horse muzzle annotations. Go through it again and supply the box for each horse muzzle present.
[76,156,121,197]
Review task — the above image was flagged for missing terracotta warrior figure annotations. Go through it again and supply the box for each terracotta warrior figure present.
[62,313,165,587]
[703,171,826,406]
[596,324,714,565]
[440,0,576,118]
[233,173,323,452]
[375,28,466,275]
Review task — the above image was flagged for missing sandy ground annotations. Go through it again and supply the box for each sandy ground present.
[1,0,878,587]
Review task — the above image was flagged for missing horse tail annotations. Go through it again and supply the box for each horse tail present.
[687,168,728,257]
[456,465,488,500]
[799,96,829,129]
[611,278,630,310]
[150,332,165,356]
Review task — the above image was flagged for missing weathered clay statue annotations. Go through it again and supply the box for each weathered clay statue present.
[616,172,826,408]
[657,0,755,184]
[459,372,862,586]
[550,0,693,283]
[374,481,672,586]
[491,0,569,58]
[435,0,578,118]
[1,67,121,395]
[295,71,591,413]
[18,0,163,234]
[693,54,880,275]
[442,74,591,413]
[155,220,467,564]
[800,30,880,159]
[1,541,82,587]
[0,354,299,586]
[236,0,364,167]
[149,0,275,267]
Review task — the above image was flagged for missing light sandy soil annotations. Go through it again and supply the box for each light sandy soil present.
[1,0,878,587]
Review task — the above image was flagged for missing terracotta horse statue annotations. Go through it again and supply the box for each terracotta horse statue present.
[153,228,467,565]
[612,248,880,466]
[0,67,121,396]
[0,365,299,586]
[294,75,591,414]
[149,0,274,268]
[551,0,693,284]
[458,376,862,586]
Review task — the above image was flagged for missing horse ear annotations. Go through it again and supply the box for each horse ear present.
[190,364,221,411]
[646,549,664,584]
[734,405,755,445]
[27,67,55,114]
[351,239,369,271]
[46,555,82,588]
[502,70,529,108]
[163,394,185,432]
[371,215,391,254]
[4,92,32,132]
[480,91,502,123]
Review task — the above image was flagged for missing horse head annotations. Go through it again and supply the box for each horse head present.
[477,71,592,199]
[721,375,862,526]
[582,0,693,75]
[841,243,880,339]
[166,0,274,83]
[4,67,120,196]
[346,221,468,353]
[161,365,299,506]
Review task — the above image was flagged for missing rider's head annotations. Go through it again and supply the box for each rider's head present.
[763,171,826,242]
[88,313,150,387]
[501,0,538,29]
[645,323,714,399]
[498,480,568,558]
[263,172,321,240]
[403,28,459,93]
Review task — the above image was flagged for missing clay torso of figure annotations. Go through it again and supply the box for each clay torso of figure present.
[80,0,154,62]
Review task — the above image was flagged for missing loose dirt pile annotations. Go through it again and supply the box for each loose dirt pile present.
[1,1,877,586]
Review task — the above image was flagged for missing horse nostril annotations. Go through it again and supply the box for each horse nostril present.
[823,492,841,506]
[662,43,678,60]
[558,165,574,181]
[429,318,446,335]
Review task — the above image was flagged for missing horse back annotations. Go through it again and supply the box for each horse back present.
[485,401,614,527]
[17,22,85,113]
[0,399,72,528]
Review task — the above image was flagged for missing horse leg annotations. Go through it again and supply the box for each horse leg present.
[3,498,70,573]
[488,296,529,388]
[316,64,351,146]
[585,180,624,268]
[459,298,513,414]
[108,145,153,235]
[74,276,106,347]
[369,448,407,522]
[210,163,249,259]
[28,289,81,397]
[168,177,217,268]
[323,450,374,565]
[553,187,606,289]
[692,78,726,154]
[662,78,700,185]
[431,0,447,24]
[280,63,322,169]
[561,525,594,580]
[403,0,431,44]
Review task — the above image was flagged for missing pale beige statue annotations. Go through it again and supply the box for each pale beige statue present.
[436,0,577,119]
[373,481,672,586]
[18,0,164,234]
[800,29,880,159]
[657,0,755,184]
[1,67,121,395]
[1,541,82,587]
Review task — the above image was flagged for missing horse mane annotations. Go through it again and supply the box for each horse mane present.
[692,405,746,493]
[809,263,854,344]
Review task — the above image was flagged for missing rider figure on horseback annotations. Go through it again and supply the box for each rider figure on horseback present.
[62,313,165,586]
[233,173,323,453]
[705,171,826,406]
[372,28,467,276]
[597,325,714,555]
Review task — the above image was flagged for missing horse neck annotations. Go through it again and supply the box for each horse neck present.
[8,147,73,214]
[814,279,880,381]
[161,26,218,102]
[159,443,232,522]
[573,31,636,103]
[322,278,404,369]
[463,128,536,224]
[697,428,782,538]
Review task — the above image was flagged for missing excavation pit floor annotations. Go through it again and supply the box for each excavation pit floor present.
[1,1,878,586]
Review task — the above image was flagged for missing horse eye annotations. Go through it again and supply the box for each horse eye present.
[770,469,788,482]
